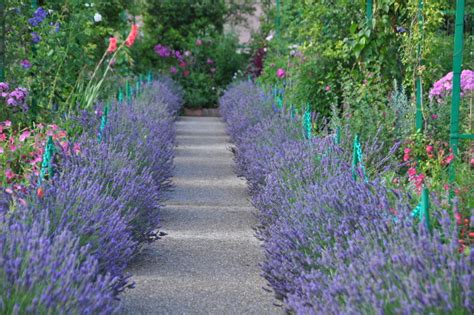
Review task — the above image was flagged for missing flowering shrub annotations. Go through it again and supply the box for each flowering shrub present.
[0,121,71,191]
[220,81,473,314]
[0,83,29,116]
[429,70,474,101]
[152,34,246,108]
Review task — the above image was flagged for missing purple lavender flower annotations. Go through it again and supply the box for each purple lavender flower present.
[31,32,41,44]
[28,7,48,27]
[21,59,31,69]
[0,82,9,92]
[154,44,172,58]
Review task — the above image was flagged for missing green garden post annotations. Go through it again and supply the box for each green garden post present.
[449,0,465,185]
[38,136,55,185]
[275,0,281,38]
[126,80,132,103]
[421,187,431,232]
[136,80,140,97]
[117,87,123,103]
[415,0,424,131]
[366,0,373,27]
[352,135,360,180]
[335,126,341,145]
[98,102,109,143]
[147,71,153,84]
[0,1,5,82]
[411,187,431,232]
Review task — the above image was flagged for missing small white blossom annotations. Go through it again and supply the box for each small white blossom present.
[94,13,102,22]
[265,30,275,41]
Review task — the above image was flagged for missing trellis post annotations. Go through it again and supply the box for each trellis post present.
[449,0,466,185]
[366,0,373,27]
[275,0,281,38]
[0,1,5,82]
[415,0,424,131]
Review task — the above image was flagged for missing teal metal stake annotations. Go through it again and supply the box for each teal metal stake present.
[415,0,424,131]
[38,136,55,186]
[352,135,367,182]
[0,1,5,82]
[98,103,109,143]
[366,0,373,27]
[118,87,124,103]
[411,187,431,232]
[275,0,281,38]
[335,126,341,145]
[448,0,465,186]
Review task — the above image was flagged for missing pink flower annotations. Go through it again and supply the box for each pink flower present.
[179,61,186,68]
[49,124,58,131]
[19,130,31,142]
[325,85,331,92]
[0,133,6,141]
[0,147,3,154]
[207,58,214,65]
[5,169,14,180]
[444,184,449,191]
[195,39,202,46]
[183,70,190,77]
[4,120,11,127]
[169,66,177,74]
[276,68,286,78]
[444,153,454,165]
[431,114,438,120]
[407,167,417,177]
[404,148,411,154]
[73,143,81,154]
[470,158,474,166]
[60,141,69,152]
[426,145,433,154]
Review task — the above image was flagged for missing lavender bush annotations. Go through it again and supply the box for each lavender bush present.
[0,78,182,313]
[0,206,119,314]
[220,81,473,314]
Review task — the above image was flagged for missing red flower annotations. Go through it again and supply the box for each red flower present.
[444,153,454,165]
[125,24,139,47]
[37,187,44,199]
[107,37,117,53]
[183,70,190,77]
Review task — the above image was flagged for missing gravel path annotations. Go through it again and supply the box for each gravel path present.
[120,117,281,314]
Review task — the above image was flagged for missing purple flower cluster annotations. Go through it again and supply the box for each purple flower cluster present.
[31,32,41,44]
[154,44,173,58]
[28,7,48,27]
[21,59,32,69]
[220,81,473,314]
[429,69,474,101]
[1,78,183,313]
[0,206,119,314]
[0,83,28,111]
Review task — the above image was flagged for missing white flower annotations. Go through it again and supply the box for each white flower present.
[94,13,102,22]
[265,30,275,41]
[85,3,90,7]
